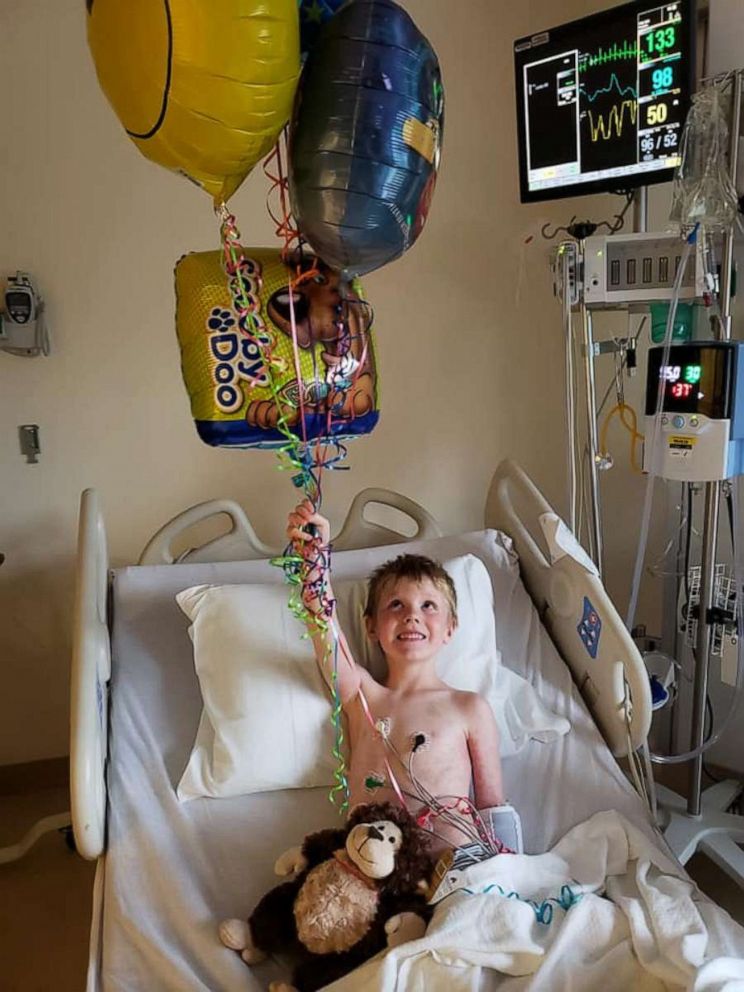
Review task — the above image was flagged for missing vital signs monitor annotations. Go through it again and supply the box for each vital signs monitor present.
[644,342,744,482]
[514,0,696,203]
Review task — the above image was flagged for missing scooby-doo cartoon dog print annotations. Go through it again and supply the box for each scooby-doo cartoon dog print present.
[246,255,376,430]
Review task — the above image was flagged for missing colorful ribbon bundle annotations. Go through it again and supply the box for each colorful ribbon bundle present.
[216,138,376,811]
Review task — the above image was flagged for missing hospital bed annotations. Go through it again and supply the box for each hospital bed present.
[70,459,742,991]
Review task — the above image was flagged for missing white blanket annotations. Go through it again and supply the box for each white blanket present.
[326,811,744,992]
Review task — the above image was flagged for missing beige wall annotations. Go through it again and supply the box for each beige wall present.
[0,0,658,765]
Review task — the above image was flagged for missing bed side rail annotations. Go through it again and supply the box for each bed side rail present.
[139,499,275,564]
[333,488,442,550]
[70,488,110,859]
[138,487,442,564]
[486,459,651,756]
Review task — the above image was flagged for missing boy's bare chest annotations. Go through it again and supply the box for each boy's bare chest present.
[346,687,466,760]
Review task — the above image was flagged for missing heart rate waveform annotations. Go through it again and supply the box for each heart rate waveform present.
[579,40,638,72]
[580,72,638,104]
[587,99,637,141]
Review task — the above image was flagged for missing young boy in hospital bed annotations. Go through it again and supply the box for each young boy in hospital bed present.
[286,500,509,859]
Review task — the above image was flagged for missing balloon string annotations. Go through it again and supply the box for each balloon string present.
[263,134,324,292]
[220,139,378,813]
[263,141,377,812]
[263,131,301,263]
[328,633,349,809]
[218,197,352,812]
[286,283,308,446]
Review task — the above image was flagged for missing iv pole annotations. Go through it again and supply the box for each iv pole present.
[657,70,744,886]
[578,184,648,579]
[579,288,605,577]
[688,71,742,818]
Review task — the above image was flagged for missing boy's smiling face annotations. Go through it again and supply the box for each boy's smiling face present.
[365,576,455,664]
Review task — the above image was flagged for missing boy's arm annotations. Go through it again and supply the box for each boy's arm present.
[464,694,504,809]
[287,501,362,705]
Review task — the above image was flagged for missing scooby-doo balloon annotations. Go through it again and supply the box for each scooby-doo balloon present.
[175,249,378,448]
[289,0,444,277]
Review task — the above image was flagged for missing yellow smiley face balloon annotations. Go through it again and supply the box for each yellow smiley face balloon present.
[86,0,300,203]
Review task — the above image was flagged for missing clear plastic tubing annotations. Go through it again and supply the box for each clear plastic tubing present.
[626,224,744,764]
[563,250,578,532]
[626,232,695,632]
[651,476,744,764]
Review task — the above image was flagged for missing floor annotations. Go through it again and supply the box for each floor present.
[1,780,744,992]
[0,785,96,992]
[653,764,744,927]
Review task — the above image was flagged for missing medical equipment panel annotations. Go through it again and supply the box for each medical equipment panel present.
[514,0,696,203]
[644,342,744,480]
[583,231,705,306]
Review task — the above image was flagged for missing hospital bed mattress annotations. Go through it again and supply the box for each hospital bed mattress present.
[99,529,665,991]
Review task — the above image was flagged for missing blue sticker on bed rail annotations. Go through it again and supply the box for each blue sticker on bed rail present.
[577,597,601,658]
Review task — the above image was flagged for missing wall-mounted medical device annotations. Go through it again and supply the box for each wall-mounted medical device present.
[0,272,50,357]
[513,0,696,203]
[584,232,706,307]
[644,342,744,481]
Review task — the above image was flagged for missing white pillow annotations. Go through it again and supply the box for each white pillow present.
[176,554,568,800]
[176,583,333,800]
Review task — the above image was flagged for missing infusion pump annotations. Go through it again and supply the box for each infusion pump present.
[0,272,49,357]
[644,342,744,482]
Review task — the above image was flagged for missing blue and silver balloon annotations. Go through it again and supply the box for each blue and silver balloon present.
[298,0,346,57]
[289,0,444,277]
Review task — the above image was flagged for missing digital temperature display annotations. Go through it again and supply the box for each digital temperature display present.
[647,344,735,419]
[670,381,694,399]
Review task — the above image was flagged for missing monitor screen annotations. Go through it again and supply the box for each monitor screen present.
[646,343,734,419]
[514,0,696,203]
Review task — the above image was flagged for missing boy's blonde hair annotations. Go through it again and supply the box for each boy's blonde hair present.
[364,554,458,625]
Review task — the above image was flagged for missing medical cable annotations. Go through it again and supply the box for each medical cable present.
[623,231,744,763]
[621,230,699,779]
[319,612,505,849]
[640,741,658,821]
[648,484,744,766]
[578,319,647,551]
[577,446,586,550]
[562,250,579,532]
[626,229,697,633]
[685,482,693,608]
[374,717,506,854]
[623,678,651,812]
[702,704,725,782]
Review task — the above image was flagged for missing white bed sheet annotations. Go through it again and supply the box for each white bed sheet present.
[96,530,727,991]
